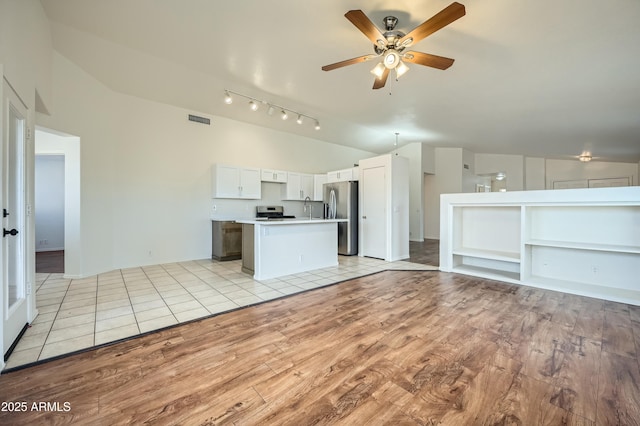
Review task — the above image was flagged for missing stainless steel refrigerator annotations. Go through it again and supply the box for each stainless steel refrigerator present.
[323,181,358,255]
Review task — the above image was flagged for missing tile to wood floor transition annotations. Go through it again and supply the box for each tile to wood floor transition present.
[4,255,434,370]
[1,270,639,425]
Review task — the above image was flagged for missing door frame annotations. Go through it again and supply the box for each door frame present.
[1,72,37,369]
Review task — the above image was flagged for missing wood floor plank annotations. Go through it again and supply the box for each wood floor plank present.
[596,350,640,425]
[1,270,639,425]
[602,321,636,358]
[574,307,605,341]
[549,335,601,421]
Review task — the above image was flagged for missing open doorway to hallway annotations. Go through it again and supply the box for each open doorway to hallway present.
[34,127,81,278]
[35,154,65,273]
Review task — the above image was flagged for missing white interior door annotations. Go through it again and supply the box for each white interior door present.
[361,166,386,259]
[2,78,29,353]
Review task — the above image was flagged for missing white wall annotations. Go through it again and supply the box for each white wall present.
[37,51,375,275]
[525,157,546,190]
[0,0,52,110]
[475,153,525,191]
[395,143,424,241]
[35,155,65,251]
[546,159,638,188]
[424,147,465,239]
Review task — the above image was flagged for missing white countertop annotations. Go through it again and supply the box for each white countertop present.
[234,218,347,225]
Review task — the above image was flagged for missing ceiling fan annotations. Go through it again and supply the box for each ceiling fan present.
[322,2,466,89]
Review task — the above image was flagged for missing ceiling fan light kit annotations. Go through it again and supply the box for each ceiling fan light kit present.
[322,2,466,89]
[222,89,320,130]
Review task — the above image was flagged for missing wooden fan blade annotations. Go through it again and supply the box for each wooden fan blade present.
[322,54,377,71]
[372,68,390,90]
[345,10,386,45]
[398,2,465,47]
[403,51,455,70]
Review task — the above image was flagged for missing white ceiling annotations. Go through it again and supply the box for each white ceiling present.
[39,0,640,161]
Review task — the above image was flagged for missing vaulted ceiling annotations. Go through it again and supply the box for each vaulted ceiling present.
[39,0,640,161]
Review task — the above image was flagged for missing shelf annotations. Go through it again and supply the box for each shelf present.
[452,265,520,282]
[452,247,520,263]
[525,239,640,254]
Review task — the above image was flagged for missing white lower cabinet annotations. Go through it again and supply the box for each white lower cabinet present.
[212,164,261,199]
[440,187,640,305]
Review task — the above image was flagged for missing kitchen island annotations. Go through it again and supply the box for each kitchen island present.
[235,218,347,280]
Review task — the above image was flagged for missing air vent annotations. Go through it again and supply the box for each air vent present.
[188,114,210,125]
[463,164,470,170]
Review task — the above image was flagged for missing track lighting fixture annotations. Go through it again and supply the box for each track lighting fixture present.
[224,91,233,104]
[223,89,320,131]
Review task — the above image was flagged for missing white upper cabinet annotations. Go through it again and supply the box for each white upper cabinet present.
[327,167,359,182]
[261,169,287,183]
[282,172,314,200]
[212,164,261,199]
[313,174,327,201]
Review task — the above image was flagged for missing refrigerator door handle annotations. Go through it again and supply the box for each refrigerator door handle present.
[329,189,337,219]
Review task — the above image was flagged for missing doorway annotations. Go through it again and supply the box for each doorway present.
[34,128,81,278]
[2,78,29,354]
[35,154,65,273]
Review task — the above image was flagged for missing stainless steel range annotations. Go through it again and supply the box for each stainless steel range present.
[256,206,295,220]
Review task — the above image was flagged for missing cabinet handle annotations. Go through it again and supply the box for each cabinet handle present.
[362,216,367,219]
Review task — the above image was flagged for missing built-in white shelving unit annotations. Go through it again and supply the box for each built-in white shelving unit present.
[440,187,640,305]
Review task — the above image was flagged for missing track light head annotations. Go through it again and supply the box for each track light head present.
[314,121,321,130]
[224,91,233,104]
[281,110,288,120]
[249,100,259,111]
[296,114,303,124]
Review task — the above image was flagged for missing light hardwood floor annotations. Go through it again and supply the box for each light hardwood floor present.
[1,270,639,425]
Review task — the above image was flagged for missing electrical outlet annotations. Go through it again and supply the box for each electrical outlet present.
[212,205,217,211]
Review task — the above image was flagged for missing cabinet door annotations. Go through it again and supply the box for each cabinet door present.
[361,166,386,259]
[283,172,302,200]
[313,174,327,201]
[239,167,261,199]
[261,169,287,183]
[327,171,340,183]
[301,174,314,199]
[213,164,240,198]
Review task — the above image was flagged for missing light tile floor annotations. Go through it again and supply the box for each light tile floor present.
[4,256,435,370]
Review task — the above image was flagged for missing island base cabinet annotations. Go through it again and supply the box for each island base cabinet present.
[241,224,255,275]
[211,221,242,261]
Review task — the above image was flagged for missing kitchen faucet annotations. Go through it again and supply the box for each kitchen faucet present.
[304,196,312,219]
